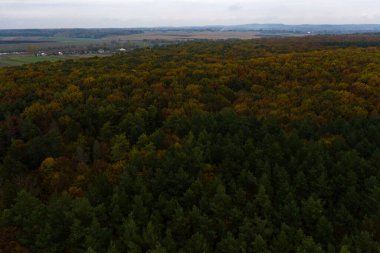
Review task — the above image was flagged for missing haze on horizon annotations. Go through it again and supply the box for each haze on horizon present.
[1,0,380,29]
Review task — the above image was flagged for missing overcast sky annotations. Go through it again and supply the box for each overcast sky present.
[1,0,380,29]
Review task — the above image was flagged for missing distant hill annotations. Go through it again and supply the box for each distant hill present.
[2,24,380,39]
[221,24,380,34]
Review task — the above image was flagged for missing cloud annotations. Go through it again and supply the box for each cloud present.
[1,0,380,28]
[228,3,243,11]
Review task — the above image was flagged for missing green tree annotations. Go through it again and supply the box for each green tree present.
[251,235,270,253]
[339,245,351,253]
[185,233,209,253]
[111,134,130,161]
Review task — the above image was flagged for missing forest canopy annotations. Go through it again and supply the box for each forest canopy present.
[0,35,379,252]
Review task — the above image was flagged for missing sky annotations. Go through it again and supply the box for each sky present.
[1,0,380,29]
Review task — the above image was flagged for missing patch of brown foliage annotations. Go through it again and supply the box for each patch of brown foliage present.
[0,227,30,253]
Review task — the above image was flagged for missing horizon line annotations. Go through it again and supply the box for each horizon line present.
[3,23,380,30]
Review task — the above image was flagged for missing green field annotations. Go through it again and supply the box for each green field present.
[0,54,110,67]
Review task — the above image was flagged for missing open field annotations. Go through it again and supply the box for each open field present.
[0,37,101,52]
[0,53,110,67]
[108,31,261,41]
[0,31,266,67]
[0,31,267,52]
[0,29,311,67]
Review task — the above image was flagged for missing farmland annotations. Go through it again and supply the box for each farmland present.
[0,34,220,67]
[108,31,261,41]
[0,28,305,67]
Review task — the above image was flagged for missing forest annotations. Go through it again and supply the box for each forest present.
[0,35,379,252]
